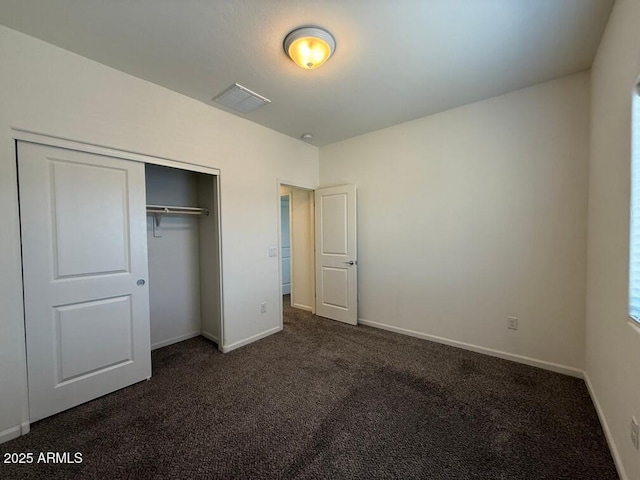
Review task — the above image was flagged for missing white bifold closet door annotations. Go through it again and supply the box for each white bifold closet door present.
[18,142,151,422]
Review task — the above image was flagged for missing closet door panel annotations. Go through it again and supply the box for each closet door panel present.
[51,161,130,277]
[18,141,151,422]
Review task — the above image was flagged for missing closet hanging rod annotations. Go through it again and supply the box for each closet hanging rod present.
[146,205,210,215]
[146,205,210,228]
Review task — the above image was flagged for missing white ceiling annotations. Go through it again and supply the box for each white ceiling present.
[0,0,614,146]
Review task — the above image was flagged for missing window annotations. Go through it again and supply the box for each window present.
[629,78,640,324]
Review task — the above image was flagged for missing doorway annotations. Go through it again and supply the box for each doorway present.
[279,184,315,314]
[145,164,222,350]
[277,181,359,328]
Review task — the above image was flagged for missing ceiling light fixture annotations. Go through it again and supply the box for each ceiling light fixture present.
[284,26,336,70]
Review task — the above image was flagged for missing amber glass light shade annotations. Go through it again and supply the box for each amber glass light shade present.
[284,27,336,70]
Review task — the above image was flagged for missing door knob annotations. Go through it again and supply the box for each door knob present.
[136,279,146,286]
[344,260,356,265]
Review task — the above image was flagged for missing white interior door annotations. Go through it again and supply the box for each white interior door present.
[314,184,357,325]
[18,141,151,422]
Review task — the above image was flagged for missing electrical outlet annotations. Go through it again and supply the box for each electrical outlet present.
[507,316,518,330]
[261,302,267,314]
[268,246,278,257]
[632,417,639,450]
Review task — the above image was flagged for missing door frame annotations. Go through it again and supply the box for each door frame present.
[12,129,226,426]
[276,179,318,331]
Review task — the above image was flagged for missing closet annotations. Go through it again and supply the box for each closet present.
[145,164,221,349]
[17,138,222,423]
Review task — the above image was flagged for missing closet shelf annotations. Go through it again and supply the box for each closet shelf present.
[147,205,209,227]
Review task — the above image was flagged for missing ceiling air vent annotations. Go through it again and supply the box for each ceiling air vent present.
[212,83,271,113]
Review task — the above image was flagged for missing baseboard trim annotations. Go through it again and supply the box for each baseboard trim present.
[0,424,23,444]
[200,330,219,345]
[222,326,282,353]
[358,318,583,378]
[291,303,313,312]
[151,331,201,351]
[584,373,628,480]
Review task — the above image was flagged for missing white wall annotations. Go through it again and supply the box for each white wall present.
[146,165,202,349]
[0,26,318,442]
[585,0,640,478]
[320,73,590,374]
[280,186,315,311]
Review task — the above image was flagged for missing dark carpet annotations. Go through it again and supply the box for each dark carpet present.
[0,297,618,479]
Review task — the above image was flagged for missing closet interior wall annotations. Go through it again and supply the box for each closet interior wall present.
[145,164,220,349]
